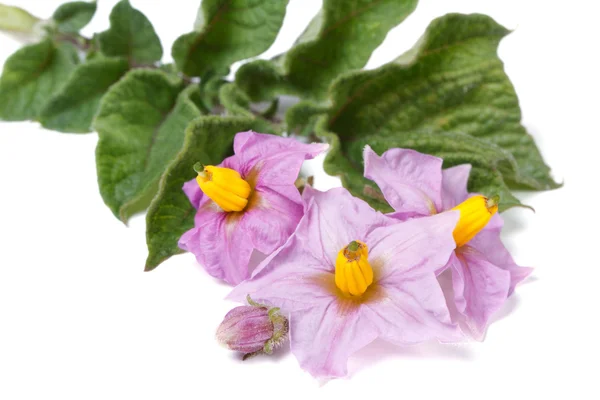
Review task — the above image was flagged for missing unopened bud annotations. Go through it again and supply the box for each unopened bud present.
[216,296,288,359]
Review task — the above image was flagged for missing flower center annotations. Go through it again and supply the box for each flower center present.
[194,163,251,212]
[334,240,373,296]
[451,195,499,247]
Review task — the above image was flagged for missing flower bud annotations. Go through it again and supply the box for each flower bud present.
[216,296,288,359]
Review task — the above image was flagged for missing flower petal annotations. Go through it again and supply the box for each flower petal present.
[354,211,461,344]
[239,185,304,255]
[227,240,337,312]
[469,214,533,295]
[178,203,253,285]
[368,211,459,282]
[182,178,203,209]
[449,248,511,340]
[300,186,395,262]
[233,131,328,184]
[363,145,443,218]
[441,164,471,209]
[362,277,462,344]
[290,301,378,378]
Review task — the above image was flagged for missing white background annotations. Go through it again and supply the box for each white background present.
[1,0,599,399]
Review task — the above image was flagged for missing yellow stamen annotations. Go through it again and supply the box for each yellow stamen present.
[335,240,373,296]
[195,164,251,212]
[451,195,499,247]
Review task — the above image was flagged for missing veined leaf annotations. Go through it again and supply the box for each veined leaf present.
[235,0,418,100]
[321,13,558,210]
[39,57,129,133]
[0,38,79,121]
[145,115,255,271]
[97,0,162,65]
[321,116,522,211]
[172,0,288,77]
[52,1,97,34]
[94,70,204,223]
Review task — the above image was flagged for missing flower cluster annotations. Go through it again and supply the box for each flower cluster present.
[181,131,531,378]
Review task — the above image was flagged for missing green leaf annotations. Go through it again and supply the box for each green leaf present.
[0,3,40,33]
[97,0,162,65]
[203,78,227,110]
[172,0,288,77]
[236,0,418,100]
[39,57,129,133]
[158,63,177,75]
[52,1,97,34]
[145,115,255,271]
[321,118,522,211]
[285,100,328,137]
[0,38,79,121]
[94,70,204,223]
[468,168,523,212]
[321,13,558,211]
[219,83,253,118]
[218,83,282,134]
[260,98,279,119]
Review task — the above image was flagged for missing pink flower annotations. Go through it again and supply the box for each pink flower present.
[363,146,533,340]
[228,187,461,378]
[179,131,327,285]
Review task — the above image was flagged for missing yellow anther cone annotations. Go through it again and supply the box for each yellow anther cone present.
[451,195,499,247]
[195,164,251,212]
[335,240,373,296]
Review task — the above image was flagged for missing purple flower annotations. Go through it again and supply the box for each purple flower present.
[216,296,288,359]
[363,146,533,340]
[179,131,327,285]
[228,187,462,378]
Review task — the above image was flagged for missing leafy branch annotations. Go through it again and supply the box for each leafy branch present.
[0,0,558,271]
